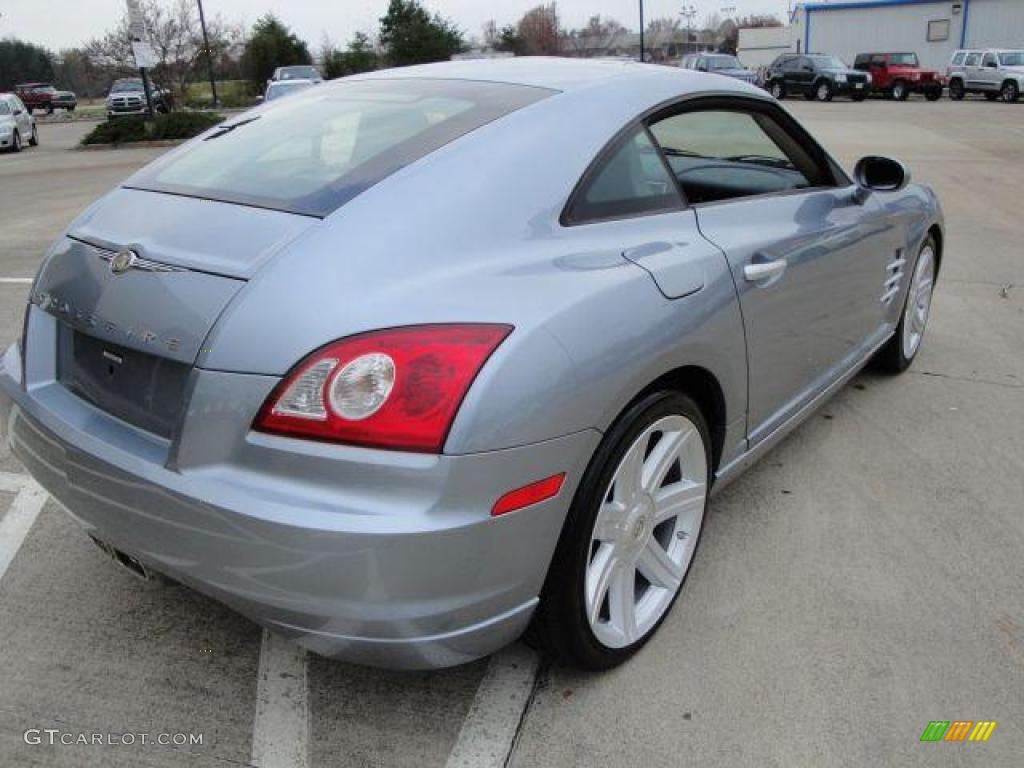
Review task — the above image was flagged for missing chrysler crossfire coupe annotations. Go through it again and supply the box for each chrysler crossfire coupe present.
[0,58,943,670]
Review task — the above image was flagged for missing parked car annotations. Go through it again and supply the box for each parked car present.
[262,78,318,102]
[0,60,943,670]
[947,49,1024,102]
[270,65,323,83]
[765,53,870,101]
[106,78,170,118]
[680,53,757,85]
[0,93,38,151]
[13,82,77,114]
[852,52,943,101]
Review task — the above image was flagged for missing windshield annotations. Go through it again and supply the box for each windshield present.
[888,53,919,66]
[278,66,319,80]
[112,81,144,93]
[706,55,742,71]
[266,81,315,101]
[809,55,847,69]
[129,78,553,217]
[1000,51,1024,66]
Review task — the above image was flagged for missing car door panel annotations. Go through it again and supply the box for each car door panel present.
[695,189,894,445]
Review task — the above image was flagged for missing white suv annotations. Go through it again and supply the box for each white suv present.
[947,49,1024,102]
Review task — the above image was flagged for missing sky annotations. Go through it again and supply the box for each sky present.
[2,0,793,52]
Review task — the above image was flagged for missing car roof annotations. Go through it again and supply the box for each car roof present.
[347,56,759,95]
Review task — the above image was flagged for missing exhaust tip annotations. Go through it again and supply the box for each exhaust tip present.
[89,535,150,581]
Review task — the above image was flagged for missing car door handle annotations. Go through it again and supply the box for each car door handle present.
[744,258,787,283]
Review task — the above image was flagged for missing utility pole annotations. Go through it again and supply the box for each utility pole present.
[197,0,219,107]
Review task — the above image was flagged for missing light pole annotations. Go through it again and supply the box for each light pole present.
[639,0,644,62]
[679,4,697,56]
[196,0,219,107]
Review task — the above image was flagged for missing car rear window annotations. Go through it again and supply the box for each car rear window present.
[128,78,554,218]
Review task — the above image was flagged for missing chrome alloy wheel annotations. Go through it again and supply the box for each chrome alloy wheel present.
[902,245,935,360]
[585,414,707,649]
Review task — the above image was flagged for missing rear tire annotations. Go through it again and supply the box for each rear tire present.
[876,236,937,373]
[949,79,965,100]
[534,391,711,670]
[1001,80,1020,103]
[925,88,942,102]
[28,125,38,147]
[10,130,21,153]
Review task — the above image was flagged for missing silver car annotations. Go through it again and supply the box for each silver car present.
[947,48,1024,102]
[0,93,38,152]
[0,59,943,670]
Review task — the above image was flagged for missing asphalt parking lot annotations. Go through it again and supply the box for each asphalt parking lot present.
[0,98,1021,767]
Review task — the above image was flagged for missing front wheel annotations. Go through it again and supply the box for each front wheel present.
[28,125,38,146]
[10,130,21,153]
[534,391,711,669]
[876,237,937,373]
[769,80,786,100]
[925,88,942,102]
[892,80,910,101]
[815,81,833,101]
[1001,80,1020,103]
[949,79,965,100]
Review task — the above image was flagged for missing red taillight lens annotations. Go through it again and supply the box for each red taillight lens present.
[253,324,512,453]
[491,474,566,517]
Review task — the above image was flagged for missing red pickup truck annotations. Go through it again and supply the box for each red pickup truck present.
[853,53,943,101]
[13,83,78,114]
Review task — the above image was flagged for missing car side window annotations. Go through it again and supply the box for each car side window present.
[565,127,682,225]
[964,52,981,66]
[0,101,10,116]
[951,52,966,66]
[647,109,822,206]
[981,52,997,67]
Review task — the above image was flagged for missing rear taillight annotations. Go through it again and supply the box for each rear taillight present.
[253,324,512,453]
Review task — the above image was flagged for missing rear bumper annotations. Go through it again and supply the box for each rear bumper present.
[0,334,599,669]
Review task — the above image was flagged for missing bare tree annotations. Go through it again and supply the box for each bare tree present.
[517,4,561,56]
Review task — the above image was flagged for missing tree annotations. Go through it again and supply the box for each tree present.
[83,0,241,99]
[517,4,561,56]
[0,39,55,90]
[378,0,464,67]
[494,25,525,55]
[564,15,625,56]
[323,32,378,79]
[242,14,312,90]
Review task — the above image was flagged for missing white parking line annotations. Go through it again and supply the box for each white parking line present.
[445,644,541,768]
[251,629,310,768]
[0,475,47,581]
[0,278,33,284]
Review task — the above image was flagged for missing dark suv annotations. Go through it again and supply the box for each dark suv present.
[853,52,942,100]
[765,53,869,101]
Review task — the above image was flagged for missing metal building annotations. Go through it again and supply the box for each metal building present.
[792,0,1024,70]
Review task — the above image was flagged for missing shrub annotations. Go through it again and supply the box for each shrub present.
[81,111,225,146]
[81,117,148,145]
[148,111,224,140]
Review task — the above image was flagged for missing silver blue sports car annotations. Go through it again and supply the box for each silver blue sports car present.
[0,58,943,670]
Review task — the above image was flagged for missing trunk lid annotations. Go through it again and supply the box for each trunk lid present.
[32,189,316,437]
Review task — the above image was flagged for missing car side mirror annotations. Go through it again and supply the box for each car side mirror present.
[853,156,910,201]
[13,108,23,116]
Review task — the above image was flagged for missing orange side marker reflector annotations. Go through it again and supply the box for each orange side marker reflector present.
[491,473,566,517]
